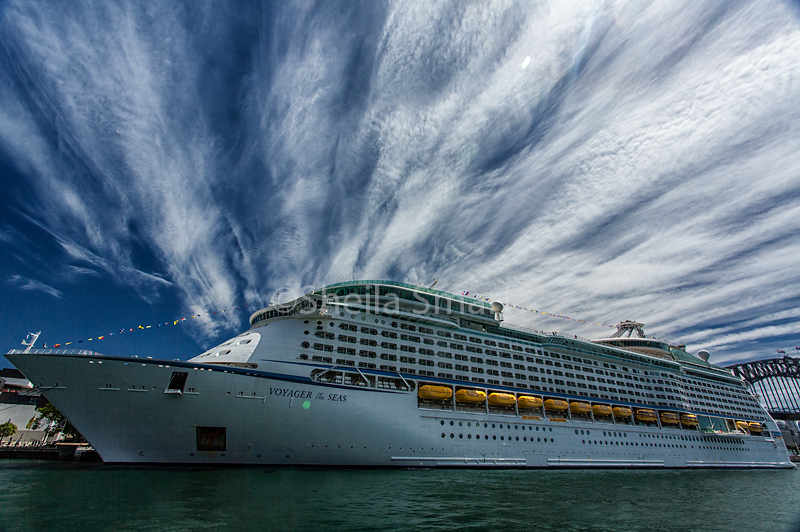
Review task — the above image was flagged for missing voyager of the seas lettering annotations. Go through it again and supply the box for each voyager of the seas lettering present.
[269,388,347,401]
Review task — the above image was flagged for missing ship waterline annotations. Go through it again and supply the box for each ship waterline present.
[5,280,794,468]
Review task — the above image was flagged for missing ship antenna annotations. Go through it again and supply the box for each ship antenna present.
[428,279,439,290]
[21,331,41,353]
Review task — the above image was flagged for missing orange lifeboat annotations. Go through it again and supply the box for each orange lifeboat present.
[680,413,699,427]
[455,388,486,404]
[569,401,592,415]
[544,398,568,412]
[488,392,516,406]
[417,385,452,401]
[517,396,543,410]
[635,408,657,423]
[660,412,680,425]
[748,422,764,434]
[592,404,613,417]
[735,421,750,432]
[612,406,632,418]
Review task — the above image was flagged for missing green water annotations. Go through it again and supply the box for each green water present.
[1,461,799,531]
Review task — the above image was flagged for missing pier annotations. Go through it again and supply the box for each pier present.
[0,442,100,461]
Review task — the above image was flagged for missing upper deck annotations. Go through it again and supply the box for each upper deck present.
[248,280,737,384]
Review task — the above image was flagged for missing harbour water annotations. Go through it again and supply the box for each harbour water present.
[2,462,800,531]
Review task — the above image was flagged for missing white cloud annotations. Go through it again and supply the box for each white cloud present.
[1,0,799,363]
[7,275,63,298]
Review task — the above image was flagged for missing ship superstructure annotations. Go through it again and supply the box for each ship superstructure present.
[5,280,793,467]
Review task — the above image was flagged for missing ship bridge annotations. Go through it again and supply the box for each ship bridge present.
[250,280,499,331]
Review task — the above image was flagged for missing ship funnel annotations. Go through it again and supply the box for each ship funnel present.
[491,301,504,322]
[697,350,710,362]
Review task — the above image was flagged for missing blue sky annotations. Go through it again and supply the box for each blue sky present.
[1,0,800,369]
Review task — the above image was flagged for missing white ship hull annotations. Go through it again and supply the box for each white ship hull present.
[6,351,793,468]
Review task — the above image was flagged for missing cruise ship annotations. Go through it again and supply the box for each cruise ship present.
[5,280,794,468]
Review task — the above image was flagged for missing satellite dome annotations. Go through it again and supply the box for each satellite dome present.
[491,301,504,313]
[698,350,710,362]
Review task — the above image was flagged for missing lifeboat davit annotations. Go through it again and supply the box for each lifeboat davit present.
[680,413,699,427]
[660,412,680,425]
[488,392,516,406]
[544,398,568,411]
[455,389,486,404]
[748,422,764,434]
[735,421,750,432]
[592,404,613,417]
[612,406,632,418]
[635,408,657,423]
[417,385,452,401]
[517,396,543,409]
[569,401,592,415]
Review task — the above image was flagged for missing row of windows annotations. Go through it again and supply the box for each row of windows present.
[306,348,758,415]
[304,317,762,417]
